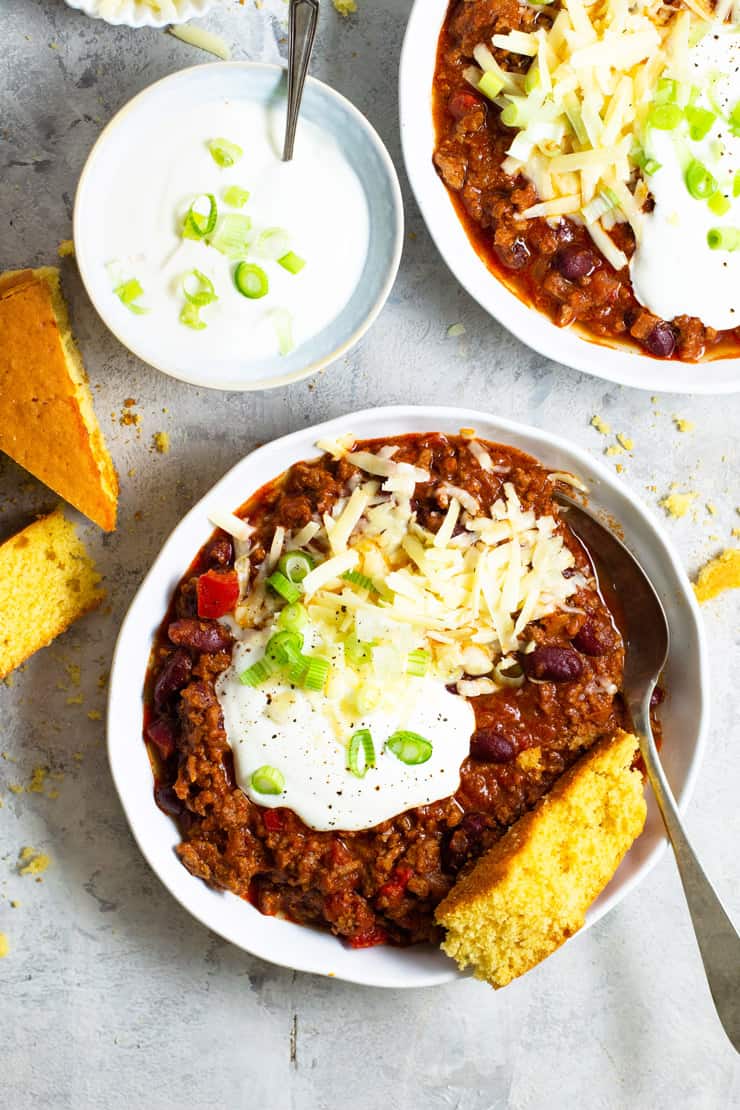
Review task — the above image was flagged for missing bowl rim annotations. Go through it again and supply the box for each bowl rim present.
[107,404,709,987]
[73,61,404,392]
[64,0,216,30]
[398,0,740,395]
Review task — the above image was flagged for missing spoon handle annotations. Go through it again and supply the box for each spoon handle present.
[282,0,319,162]
[634,693,740,1053]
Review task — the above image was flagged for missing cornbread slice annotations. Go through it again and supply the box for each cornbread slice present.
[0,508,105,679]
[436,730,646,988]
[0,267,118,531]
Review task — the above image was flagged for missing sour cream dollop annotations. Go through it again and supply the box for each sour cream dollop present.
[631,26,740,330]
[216,629,476,832]
[101,98,369,363]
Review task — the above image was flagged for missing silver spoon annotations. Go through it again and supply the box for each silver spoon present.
[282,0,319,162]
[555,491,740,1052]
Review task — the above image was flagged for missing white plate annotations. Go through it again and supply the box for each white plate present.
[399,0,740,394]
[74,63,403,391]
[108,405,709,988]
[65,0,215,29]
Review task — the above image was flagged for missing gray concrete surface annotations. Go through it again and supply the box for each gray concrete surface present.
[2,1,739,1107]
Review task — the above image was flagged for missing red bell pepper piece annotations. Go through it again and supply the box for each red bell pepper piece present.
[196,569,239,619]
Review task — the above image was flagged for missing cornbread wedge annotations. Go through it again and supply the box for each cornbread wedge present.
[0,508,105,679]
[436,730,646,988]
[0,267,118,531]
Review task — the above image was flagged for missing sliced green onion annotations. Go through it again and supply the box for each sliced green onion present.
[234,261,268,300]
[654,77,678,105]
[734,172,740,198]
[255,227,291,261]
[342,569,376,592]
[114,278,148,314]
[223,185,250,208]
[685,159,717,200]
[385,731,433,766]
[344,634,373,667]
[239,657,277,686]
[643,157,661,176]
[250,765,285,795]
[302,656,330,692]
[278,550,315,583]
[684,105,716,142]
[647,103,683,131]
[346,729,376,779]
[208,137,243,168]
[182,269,217,307]
[582,188,618,224]
[278,602,308,634]
[288,655,308,685]
[278,251,306,275]
[267,571,301,603]
[708,191,731,217]
[406,649,430,677]
[210,214,253,258]
[183,194,218,240]
[707,227,740,251]
[179,302,206,330]
[564,92,588,145]
[271,308,294,356]
[265,630,304,666]
[478,70,504,100]
[729,102,740,137]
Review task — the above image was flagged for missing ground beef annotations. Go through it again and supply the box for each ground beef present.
[144,433,629,948]
[432,0,740,362]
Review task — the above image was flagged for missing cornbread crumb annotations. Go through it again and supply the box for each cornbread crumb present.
[436,732,646,988]
[673,416,694,433]
[0,934,9,958]
[10,900,20,909]
[707,502,717,516]
[660,490,697,519]
[732,527,740,538]
[57,239,75,259]
[87,709,102,721]
[605,445,623,457]
[152,431,170,454]
[27,766,48,793]
[693,549,740,603]
[66,694,84,705]
[616,433,633,451]
[591,414,611,435]
[9,784,23,795]
[332,0,357,14]
[0,509,104,679]
[18,847,50,876]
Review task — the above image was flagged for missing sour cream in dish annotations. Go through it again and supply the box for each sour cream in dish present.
[631,26,740,330]
[101,98,370,361]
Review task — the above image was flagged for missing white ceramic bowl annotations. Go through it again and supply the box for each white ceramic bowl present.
[399,0,740,394]
[64,0,215,29]
[74,63,403,391]
[108,405,708,987]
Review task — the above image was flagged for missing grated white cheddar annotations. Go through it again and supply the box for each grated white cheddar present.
[467,0,696,264]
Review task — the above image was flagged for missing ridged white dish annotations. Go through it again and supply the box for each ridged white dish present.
[64,0,216,29]
[108,405,708,987]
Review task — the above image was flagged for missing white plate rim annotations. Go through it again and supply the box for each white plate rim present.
[107,404,709,987]
[74,61,404,392]
[398,0,740,395]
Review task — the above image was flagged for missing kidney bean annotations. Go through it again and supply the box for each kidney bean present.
[496,238,530,271]
[645,321,676,358]
[572,620,612,657]
[146,715,178,759]
[168,618,233,654]
[523,644,584,682]
[442,828,470,873]
[154,783,185,817]
[206,536,234,568]
[460,813,487,840]
[153,649,192,709]
[470,729,517,762]
[448,90,482,120]
[557,247,597,281]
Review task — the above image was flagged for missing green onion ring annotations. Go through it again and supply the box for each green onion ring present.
[185,193,218,239]
[278,551,315,584]
[250,765,285,795]
[234,261,269,300]
[385,731,433,765]
[346,730,376,779]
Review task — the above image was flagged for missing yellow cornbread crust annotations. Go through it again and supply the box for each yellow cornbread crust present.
[0,267,118,531]
[0,508,105,679]
[435,730,646,988]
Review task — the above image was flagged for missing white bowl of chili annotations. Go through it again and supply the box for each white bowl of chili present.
[399,0,740,394]
[108,405,708,988]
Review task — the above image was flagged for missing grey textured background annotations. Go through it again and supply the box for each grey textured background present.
[2,1,739,1107]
